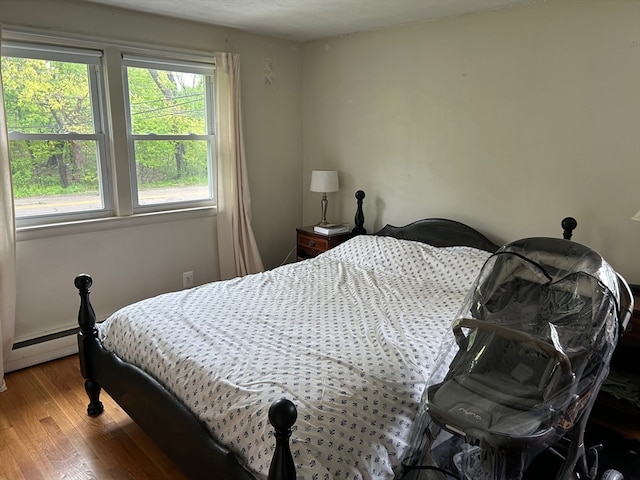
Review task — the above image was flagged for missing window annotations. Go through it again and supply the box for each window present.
[2,42,110,221]
[1,36,216,226]
[123,55,215,210]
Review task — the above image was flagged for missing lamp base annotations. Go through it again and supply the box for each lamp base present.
[317,194,329,226]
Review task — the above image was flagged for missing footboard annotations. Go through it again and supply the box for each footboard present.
[75,274,297,480]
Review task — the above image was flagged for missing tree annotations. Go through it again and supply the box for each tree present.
[127,66,207,186]
[2,56,96,196]
[3,55,209,199]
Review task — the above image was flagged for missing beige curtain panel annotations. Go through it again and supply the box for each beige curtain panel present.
[214,52,264,280]
[0,25,17,392]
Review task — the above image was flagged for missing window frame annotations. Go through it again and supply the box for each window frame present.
[1,32,217,229]
[2,41,114,226]
[122,54,216,213]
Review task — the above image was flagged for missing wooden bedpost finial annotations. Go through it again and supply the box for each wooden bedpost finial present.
[75,273,93,292]
[268,398,297,480]
[75,274,97,335]
[561,217,577,240]
[353,190,366,235]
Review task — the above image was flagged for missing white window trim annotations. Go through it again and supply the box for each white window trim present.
[3,41,113,227]
[16,206,216,242]
[121,55,216,213]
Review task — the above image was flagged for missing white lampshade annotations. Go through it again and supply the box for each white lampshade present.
[310,170,339,193]
[633,210,640,222]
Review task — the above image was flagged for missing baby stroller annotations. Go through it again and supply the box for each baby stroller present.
[403,237,634,480]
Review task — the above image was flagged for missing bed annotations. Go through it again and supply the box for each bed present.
[75,216,581,480]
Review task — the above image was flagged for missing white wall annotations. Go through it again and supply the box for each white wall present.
[302,0,640,285]
[0,0,303,366]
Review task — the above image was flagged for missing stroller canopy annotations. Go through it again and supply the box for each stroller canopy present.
[426,237,622,447]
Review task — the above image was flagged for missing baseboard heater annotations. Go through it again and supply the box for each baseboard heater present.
[6,327,80,372]
[12,327,79,350]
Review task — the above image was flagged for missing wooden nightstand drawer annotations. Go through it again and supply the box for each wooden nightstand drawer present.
[611,292,640,372]
[620,314,640,346]
[617,292,640,344]
[297,231,329,255]
[592,291,640,438]
[296,226,353,261]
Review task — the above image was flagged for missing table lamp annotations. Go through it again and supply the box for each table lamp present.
[310,170,339,226]
[633,210,640,222]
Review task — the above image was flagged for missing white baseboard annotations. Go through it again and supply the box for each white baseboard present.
[5,334,78,372]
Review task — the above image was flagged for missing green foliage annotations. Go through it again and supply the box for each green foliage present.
[3,56,98,198]
[134,139,208,186]
[128,67,209,188]
[3,57,93,133]
[2,57,210,200]
[128,67,206,135]
[8,139,99,197]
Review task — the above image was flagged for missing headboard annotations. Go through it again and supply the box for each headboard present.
[375,218,501,253]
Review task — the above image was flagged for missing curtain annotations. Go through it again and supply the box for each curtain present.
[0,25,17,392]
[214,52,264,280]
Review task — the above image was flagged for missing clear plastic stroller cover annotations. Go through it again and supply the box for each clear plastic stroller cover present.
[403,237,623,480]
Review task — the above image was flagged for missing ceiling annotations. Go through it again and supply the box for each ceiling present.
[75,0,538,42]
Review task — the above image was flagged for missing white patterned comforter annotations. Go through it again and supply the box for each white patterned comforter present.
[98,235,491,479]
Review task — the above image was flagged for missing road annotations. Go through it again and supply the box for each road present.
[14,185,209,217]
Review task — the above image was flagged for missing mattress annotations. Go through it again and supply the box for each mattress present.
[98,235,491,479]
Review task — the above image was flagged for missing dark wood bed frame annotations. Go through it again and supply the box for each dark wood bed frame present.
[76,211,594,480]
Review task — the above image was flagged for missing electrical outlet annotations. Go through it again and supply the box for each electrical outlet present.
[183,271,194,289]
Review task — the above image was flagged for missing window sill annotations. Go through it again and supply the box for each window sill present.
[16,205,217,241]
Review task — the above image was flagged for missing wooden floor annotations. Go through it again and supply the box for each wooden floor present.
[2,354,639,480]
[0,354,187,480]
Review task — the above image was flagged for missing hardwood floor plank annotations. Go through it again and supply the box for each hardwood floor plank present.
[0,355,187,479]
[39,415,98,480]
[118,421,187,478]
[11,362,106,478]
[0,374,61,478]
[41,356,183,479]
[0,412,56,480]
[36,356,181,479]
[29,361,125,476]
[0,427,30,480]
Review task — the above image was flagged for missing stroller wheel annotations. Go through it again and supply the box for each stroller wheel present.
[600,469,624,480]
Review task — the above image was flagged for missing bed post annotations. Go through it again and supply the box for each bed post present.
[353,190,366,234]
[562,217,577,240]
[75,274,104,416]
[268,398,297,480]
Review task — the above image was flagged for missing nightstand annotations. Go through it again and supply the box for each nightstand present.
[591,291,640,440]
[296,226,353,261]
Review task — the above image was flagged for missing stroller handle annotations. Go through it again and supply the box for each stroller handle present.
[452,318,572,374]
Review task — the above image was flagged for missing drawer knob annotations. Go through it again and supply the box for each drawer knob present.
[308,239,315,247]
